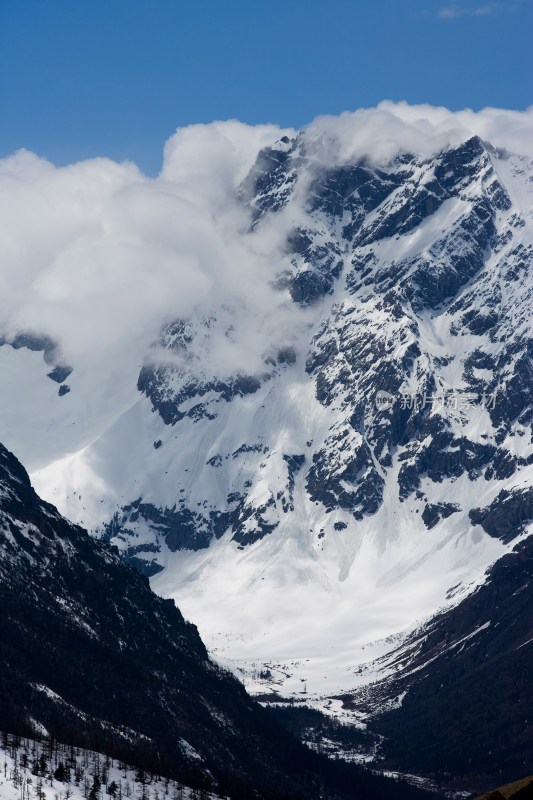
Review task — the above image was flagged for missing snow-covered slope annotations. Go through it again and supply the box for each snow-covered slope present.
[0,734,221,800]
[1,106,532,705]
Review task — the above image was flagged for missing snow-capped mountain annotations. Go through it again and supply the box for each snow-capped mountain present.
[1,106,532,717]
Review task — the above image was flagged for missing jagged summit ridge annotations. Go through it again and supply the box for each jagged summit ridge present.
[93,135,532,555]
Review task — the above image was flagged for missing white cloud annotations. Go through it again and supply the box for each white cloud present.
[438,3,501,18]
[473,4,499,14]
[1,103,532,388]
[438,6,462,17]
[0,121,295,378]
[303,101,533,167]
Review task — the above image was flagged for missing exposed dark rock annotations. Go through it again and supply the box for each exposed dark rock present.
[103,500,216,554]
[280,454,306,513]
[47,365,73,384]
[231,495,279,548]
[242,136,302,221]
[138,362,263,426]
[10,332,57,360]
[285,231,344,306]
[2,332,73,385]
[421,502,460,530]
[469,487,533,543]
[398,423,497,499]
[307,438,384,519]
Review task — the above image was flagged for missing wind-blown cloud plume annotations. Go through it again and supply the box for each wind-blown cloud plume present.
[1,102,533,387]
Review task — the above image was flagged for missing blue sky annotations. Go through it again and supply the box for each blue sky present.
[1,0,531,174]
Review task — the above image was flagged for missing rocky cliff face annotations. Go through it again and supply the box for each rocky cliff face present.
[99,135,532,562]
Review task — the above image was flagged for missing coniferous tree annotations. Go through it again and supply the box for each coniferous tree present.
[88,774,101,800]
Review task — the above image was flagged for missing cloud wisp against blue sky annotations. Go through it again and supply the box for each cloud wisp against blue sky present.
[438,4,500,18]
[437,0,532,18]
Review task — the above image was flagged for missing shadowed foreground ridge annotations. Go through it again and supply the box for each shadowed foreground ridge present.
[361,536,533,792]
[0,442,436,800]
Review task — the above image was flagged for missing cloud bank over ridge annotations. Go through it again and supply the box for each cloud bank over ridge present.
[1,102,532,382]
